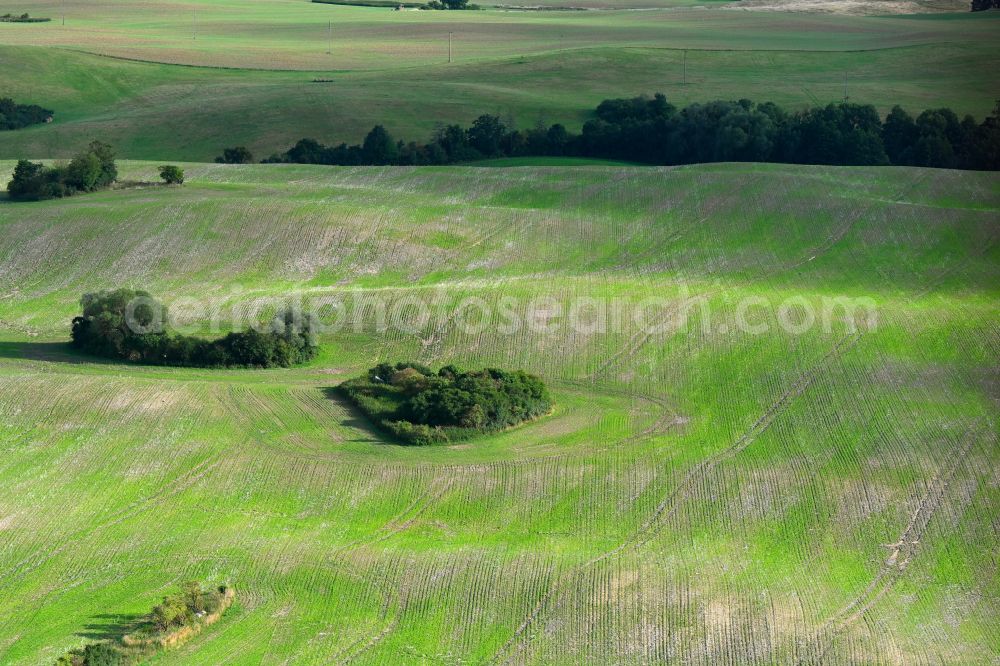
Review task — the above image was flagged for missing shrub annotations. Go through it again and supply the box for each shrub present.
[65,152,104,191]
[158,164,184,184]
[423,0,478,8]
[384,420,449,445]
[82,643,124,666]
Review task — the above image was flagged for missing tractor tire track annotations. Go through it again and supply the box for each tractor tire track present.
[489,332,860,665]
[0,456,222,587]
[798,431,978,665]
[587,169,927,382]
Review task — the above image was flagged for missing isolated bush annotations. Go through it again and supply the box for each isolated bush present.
[159,164,184,184]
[54,642,124,666]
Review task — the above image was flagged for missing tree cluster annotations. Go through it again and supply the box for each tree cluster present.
[70,289,319,368]
[340,362,553,445]
[0,96,52,129]
[150,581,227,633]
[56,582,231,666]
[971,0,999,9]
[0,13,50,22]
[7,141,117,201]
[269,95,1000,171]
[422,0,479,9]
[215,146,254,164]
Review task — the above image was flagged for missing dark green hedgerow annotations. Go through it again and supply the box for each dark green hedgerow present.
[7,141,115,201]
[268,95,1000,171]
[70,289,319,369]
[0,13,50,23]
[339,362,553,445]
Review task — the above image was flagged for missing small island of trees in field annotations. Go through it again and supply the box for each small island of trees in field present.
[7,141,116,201]
[6,141,185,200]
[0,97,53,129]
[57,581,234,666]
[71,289,319,368]
[339,362,553,445]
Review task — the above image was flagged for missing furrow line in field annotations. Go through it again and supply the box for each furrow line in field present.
[588,168,927,383]
[488,332,860,665]
[798,429,979,664]
[0,455,222,587]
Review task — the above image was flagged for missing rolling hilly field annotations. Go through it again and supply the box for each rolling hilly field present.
[2,0,1000,663]
[0,161,998,663]
[0,0,998,160]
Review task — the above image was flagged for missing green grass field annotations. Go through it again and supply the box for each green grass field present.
[1,0,999,662]
[0,161,997,663]
[0,0,997,160]
[4,0,993,70]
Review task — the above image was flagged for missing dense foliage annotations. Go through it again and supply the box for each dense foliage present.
[269,95,1000,171]
[158,164,184,184]
[970,0,999,9]
[422,0,479,9]
[70,289,319,368]
[56,582,231,666]
[0,96,52,129]
[339,362,553,445]
[215,146,254,164]
[6,141,116,201]
[0,13,50,22]
[150,581,228,632]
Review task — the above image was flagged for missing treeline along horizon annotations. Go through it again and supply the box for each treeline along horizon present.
[254,95,1000,171]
